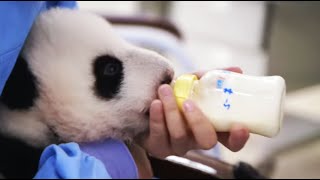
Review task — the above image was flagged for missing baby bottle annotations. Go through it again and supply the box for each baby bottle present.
[172,70,286,138]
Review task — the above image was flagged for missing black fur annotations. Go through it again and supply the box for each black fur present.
[0,55,41,178]
[93,55,124,99]
[0,55,38,110]
[0,135,43,178]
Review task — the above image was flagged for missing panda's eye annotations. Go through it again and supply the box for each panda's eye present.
[103,62,121,76]
[94,55,124,99]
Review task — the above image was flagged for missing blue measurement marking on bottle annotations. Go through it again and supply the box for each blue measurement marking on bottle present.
[223,88,233,95]
[223,99,231,110]
[217,79,224,89]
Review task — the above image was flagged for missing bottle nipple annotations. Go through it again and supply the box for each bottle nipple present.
[172,74,198,110]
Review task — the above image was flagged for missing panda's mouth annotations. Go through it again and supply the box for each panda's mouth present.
[143,106,150,118]
[141,74,173,119]
[145,108,150,117]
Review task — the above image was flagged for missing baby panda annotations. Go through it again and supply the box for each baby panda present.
[0,8,174,178]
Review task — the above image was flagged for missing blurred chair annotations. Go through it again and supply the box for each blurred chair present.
[105,15,196,75]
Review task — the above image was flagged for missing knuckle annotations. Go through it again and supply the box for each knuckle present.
[174,149,188,157]
[164,101,178,113]
[187,113,202,126]
[152,149,173,159]
[158,151,171,159]
[171,132,187,143]
[200,139,217,150]
[189,118,201,128]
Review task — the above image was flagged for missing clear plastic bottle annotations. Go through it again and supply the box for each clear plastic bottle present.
[172,70,286,138]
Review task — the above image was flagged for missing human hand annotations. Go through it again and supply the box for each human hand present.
[142,67,250,158]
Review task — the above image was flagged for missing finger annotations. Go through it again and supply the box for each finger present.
[193,70,207,78]
[182,100,217,150]
[217,124,250,152]
[158,84,190,156]
[144,100,172,158]
[224,67,243,74]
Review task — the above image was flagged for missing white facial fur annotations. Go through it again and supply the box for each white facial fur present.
[0,8,174,147]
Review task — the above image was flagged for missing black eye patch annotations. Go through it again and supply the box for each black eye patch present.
[93,55,124,99]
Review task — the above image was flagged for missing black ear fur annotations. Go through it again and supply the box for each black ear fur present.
[0,55,39,110]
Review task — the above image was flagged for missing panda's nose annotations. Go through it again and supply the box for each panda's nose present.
[161,70,174,85]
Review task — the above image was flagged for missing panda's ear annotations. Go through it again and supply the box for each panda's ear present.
[0,55,39,110]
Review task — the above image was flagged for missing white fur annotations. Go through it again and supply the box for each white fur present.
[0,8,174,147]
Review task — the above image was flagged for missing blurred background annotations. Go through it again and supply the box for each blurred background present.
[77,1,320,178]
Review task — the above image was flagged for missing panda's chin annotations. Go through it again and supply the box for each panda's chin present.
[131,123,150,145]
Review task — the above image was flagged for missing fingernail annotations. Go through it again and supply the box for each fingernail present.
[159,85,172,97]
[183,100,194,112]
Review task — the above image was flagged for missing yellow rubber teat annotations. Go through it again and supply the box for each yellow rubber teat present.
[172,74,198,110]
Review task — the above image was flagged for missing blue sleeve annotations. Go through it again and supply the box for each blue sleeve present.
[46,1,78,9]
[0,1,77,95]
[34,143,112,179]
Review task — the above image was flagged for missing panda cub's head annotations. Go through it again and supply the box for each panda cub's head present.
[0,8,174,147]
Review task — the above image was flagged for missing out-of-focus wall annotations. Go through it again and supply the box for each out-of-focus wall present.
[267,2,320,92]
[169,1,268,76]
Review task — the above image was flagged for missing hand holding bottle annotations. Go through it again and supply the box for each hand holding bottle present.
[141,67,250,159]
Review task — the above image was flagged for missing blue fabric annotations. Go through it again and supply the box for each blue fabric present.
[80,139,139,179]
[34,143,112,179]
[0,1,77,95]
[34,140,139,179]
